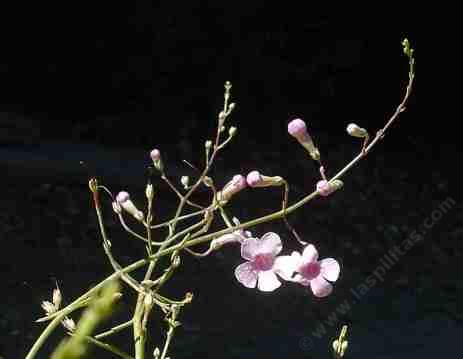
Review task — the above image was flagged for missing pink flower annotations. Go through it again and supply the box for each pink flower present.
[277,244,340,297]
[235,233,289,292]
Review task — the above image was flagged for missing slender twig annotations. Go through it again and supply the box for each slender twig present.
[95,319,133,339]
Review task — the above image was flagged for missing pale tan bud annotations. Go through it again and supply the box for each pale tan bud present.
[112,201,122,214]
[145,183,154,200]
[181,176,190,189]
[62,317,76,332]
[346,123,368,138]
[228,126,237,137]
[52,288,62,309]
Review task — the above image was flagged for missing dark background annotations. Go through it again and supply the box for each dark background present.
[1,3,460,358]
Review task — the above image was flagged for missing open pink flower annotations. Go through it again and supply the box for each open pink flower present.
[235,233,288,292]
[276,244,340,297]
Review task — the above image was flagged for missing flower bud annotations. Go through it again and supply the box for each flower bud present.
[153,347,160,359]
[181,176,190,189]
[316,179,344,196]
[62,317,76,332]
[228,126,237,137]
[246,171,284,188]
[150,149,161,161]
[218,174,247,202]
[112,201,122,214]
[288,118,320,160]
[205,140,213,150]
[52,288,62,309]
[346,123,368,138]
[145,183,154,200]
[150,148,163,171]
[116,191,144,221]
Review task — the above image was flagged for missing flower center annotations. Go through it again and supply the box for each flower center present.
[252,253,274,271]
[299,261,321,280]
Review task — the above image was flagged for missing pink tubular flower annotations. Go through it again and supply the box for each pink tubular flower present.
[235,232,289,292]
[276,244,340,297]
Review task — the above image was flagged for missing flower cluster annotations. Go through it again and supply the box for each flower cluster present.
[233,231,340,297]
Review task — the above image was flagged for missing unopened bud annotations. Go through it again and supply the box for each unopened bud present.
[181,176,190,189]
[88,178,98,193]
[228,126,237,137]
[116,191,144,221]
[62,317,76,332]
[346,123,368,138]
[205,140,213,150]
[150,149,163,171]
[246,171,284,188]
[153,347,160,359]
[145,183,154,200]
[218,174,247,203]
[316,179,343,196]
[288,118,320,160]
[112,201,122,214]
[41,301,56,315]
[52,288,62,309]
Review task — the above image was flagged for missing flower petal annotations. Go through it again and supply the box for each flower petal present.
[320,258,340,282]
[273,255,298,281]
[240,238,260,261]
[310,275,333,297]
[302,244,319,263]
[258,232,283,256]
[293,273,310,286]
[257,270,281,292]
[235,262,258,288]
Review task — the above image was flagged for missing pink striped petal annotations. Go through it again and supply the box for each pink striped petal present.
[302,244,318,263]
[320,258,340,282]
[257,271,281,292]
[240,238,260,261]
[310,275,333,297]
[235,262,258,288]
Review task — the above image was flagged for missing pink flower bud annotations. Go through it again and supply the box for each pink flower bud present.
[288,118,311,142]
[150,149,161,161]
[316,180,344,197]
[116,191,144,221]
[288,118,320,161]
[246,170,263,187]
[247,171,284,188]
[219,174,247,202]
[116,191,130,203]
[316,180,334,196]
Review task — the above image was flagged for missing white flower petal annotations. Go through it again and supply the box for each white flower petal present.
[320,258,340,282]
[273,255,298,281]
[235,262,258,288]
[258,232,282,256]
[257,270,281,292]
[310,275,333,297]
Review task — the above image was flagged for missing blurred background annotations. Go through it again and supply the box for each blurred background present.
[0,2,459,358]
